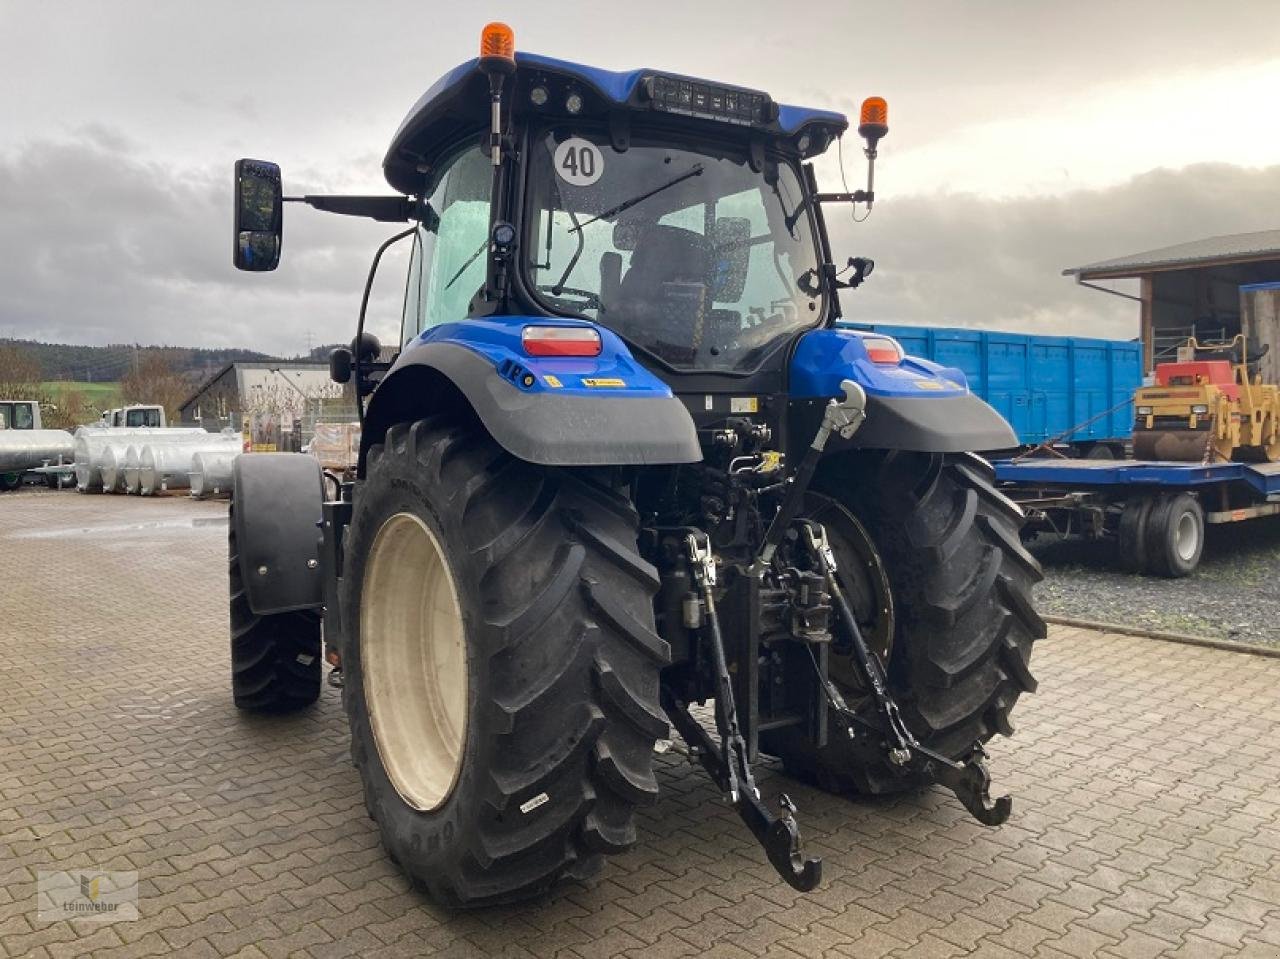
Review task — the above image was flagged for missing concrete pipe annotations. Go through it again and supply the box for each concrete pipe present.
[0,429,76,473]
[139,435,242,495]
[189,450,239,499]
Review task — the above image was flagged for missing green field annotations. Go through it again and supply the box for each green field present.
[42,380,122,409]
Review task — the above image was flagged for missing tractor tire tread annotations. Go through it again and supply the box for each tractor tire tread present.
[344,416,665,908]
[765,453,1043,795]
[228,506,322,713]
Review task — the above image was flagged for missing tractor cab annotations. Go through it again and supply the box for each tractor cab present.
[376,41,878,451]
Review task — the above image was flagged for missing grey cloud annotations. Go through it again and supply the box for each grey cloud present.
[827,163,1280,340]
[2,127,1275,356]
[0,132,411,354]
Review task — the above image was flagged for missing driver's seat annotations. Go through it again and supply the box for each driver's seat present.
[608,225,711,361]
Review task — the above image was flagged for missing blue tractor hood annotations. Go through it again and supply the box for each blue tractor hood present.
[383,52,848,195]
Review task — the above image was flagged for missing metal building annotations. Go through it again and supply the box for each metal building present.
[177,361,355,450]
[1065,229,1280,374]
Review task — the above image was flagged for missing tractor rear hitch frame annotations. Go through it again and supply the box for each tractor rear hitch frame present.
[663,531,822,891]
[800,521,1013,828]
[663,690,822,892]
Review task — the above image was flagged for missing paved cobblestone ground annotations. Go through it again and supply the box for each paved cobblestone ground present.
[2,488,1279,958]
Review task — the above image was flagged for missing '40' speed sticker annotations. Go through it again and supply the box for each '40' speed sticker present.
[553,137,604,186]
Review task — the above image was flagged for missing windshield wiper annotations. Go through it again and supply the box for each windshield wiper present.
[444,238,487,291]
[551,208,586,296]
[568,164,704,234]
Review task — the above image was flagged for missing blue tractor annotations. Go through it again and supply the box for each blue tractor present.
[229,24,1044,907]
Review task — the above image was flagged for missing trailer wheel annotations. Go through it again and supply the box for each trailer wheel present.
[341,416,668,908]
[1144,493,1203,578]
[1116,496,1155,573]
[763,452,1044,795]
[0,472,21,492]
[1083,444,1115,460]
[228,506,323,711]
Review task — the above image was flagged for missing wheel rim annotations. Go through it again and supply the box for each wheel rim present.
[1174,509,1199,563]
[804,494,895,688]
[361,511,468,812]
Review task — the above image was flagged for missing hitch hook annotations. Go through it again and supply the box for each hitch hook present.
[662,689,822,891]
[926,745,1011,826]
[765,794,822,891]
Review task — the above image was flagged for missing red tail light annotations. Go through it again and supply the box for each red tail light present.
[863,335,903,365]
[521,325,602,357]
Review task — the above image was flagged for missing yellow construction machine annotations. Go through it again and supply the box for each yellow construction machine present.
[1133,335,1280,462]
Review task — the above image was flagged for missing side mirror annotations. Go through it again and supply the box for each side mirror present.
[234,159,283,271]
[329,347,353,384]
[351,331,382,361]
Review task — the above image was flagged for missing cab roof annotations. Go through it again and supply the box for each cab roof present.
[383,52,848,195]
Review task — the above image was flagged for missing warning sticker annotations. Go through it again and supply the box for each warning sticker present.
[544,375,563,388]
[581,377,626,388]
[730,397,759,413]
[913,379,944,391]
[553,138,604,187]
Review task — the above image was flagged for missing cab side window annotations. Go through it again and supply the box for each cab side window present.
[402,144,492,341]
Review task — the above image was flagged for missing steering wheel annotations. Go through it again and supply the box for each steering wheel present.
[537,285,602,311]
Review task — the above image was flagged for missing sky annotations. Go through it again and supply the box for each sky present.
[1,1,1278,356]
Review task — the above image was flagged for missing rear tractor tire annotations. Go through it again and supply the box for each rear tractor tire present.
[341,417,669,908]
[228,505,323,711]
[762,452,1044,796]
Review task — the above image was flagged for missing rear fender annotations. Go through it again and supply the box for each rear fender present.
[361,318,702,470]
[791,329,1018,452]
[232,453,325,615]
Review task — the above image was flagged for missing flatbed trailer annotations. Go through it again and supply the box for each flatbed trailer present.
[993,458,1280,577]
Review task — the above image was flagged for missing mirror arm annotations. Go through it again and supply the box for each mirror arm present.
[353,227,416,425]
[813,191,873,204]
[285,195,432,224]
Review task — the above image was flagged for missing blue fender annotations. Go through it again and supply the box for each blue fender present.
[791,329,1018,452]
[362,317,702,468]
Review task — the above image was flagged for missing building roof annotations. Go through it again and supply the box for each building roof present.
[178,360,328,414]
[1064,229,1280,280]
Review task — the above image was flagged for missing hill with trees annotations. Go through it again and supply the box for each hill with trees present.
[0,339,279,383]
[0,339,298,429]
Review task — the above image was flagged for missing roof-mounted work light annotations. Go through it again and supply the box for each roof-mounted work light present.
[856,96,888,210]
[479,21,515,70]
[858,97,888,150]
[478,22,516,167]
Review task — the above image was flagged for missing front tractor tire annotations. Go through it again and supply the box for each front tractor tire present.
[763,452,1045,795]
[228,509,323,712]
[341,417,669,908]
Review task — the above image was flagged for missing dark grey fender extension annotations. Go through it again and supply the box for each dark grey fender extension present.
[846,393,1018,453]
[372,341,702,466]
[232,453,325,615]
